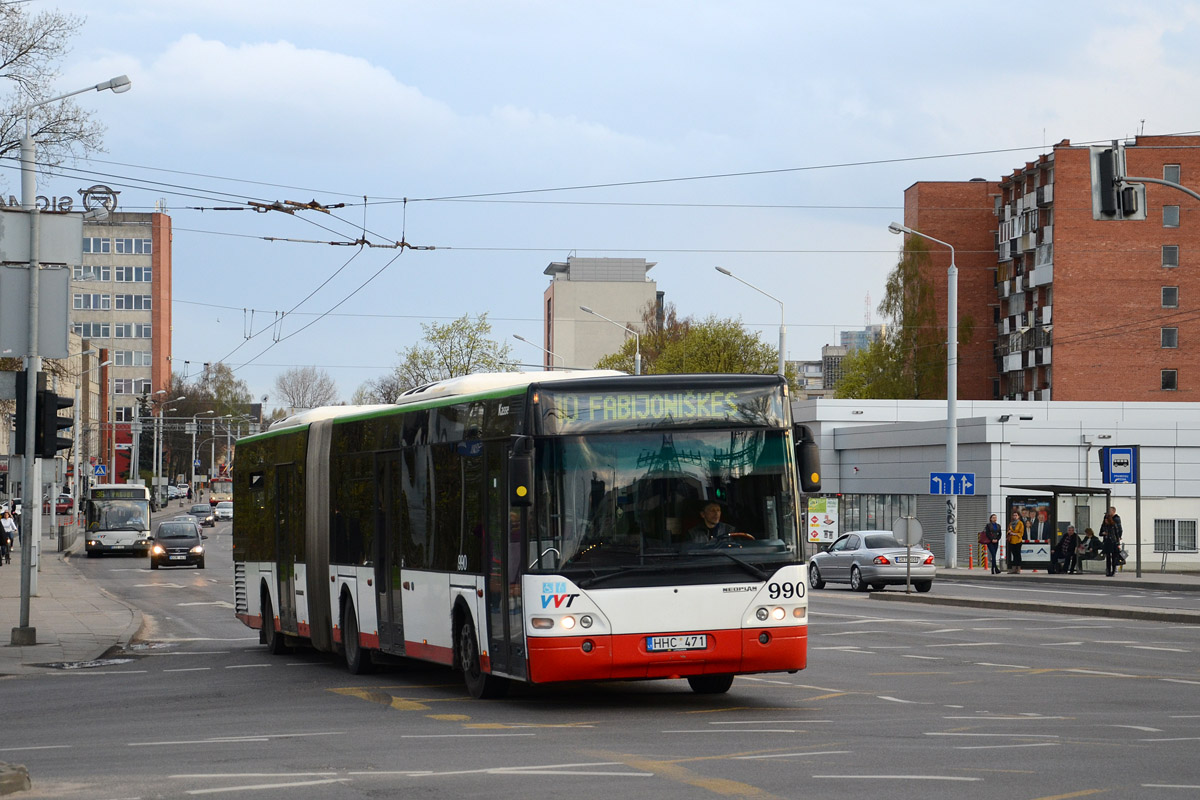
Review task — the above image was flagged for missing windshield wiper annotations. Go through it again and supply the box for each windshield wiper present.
[709,551,770,581]
[575,563,676,589]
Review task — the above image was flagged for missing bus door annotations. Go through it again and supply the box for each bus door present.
[275,463,299,634]
[375,453,404,654]
[484,442,526,679]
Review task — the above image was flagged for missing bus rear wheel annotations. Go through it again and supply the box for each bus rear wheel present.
[342,604,374,675]
[687,674,735,694]
[457,617,508,699]
[262,594,289,655]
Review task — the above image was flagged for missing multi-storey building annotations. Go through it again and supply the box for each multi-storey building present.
[72,206,172,480]
[840,324,885,353]
[903,134,1200,401]
[542,257,657,371]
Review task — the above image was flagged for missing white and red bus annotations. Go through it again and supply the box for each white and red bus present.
[208,474,233,504]
[232,371,820,697]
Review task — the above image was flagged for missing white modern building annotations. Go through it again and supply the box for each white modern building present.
[542,257,657,371]
[795,398,1200,572]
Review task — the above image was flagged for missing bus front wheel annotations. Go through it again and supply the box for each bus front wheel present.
[457,616,508,699]
[262,594,289,655]
[687,674,734,694]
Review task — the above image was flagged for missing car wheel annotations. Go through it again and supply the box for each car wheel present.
[850,566,868,592]
[871,584,885,591]
[687,674,734,694]
[261,593,289,655]
[914,580,933,593]
[197,558,205,570]
[808,563,826,590]
[342,604,374,675]
[457,615,507,698]
[150,560,159,570]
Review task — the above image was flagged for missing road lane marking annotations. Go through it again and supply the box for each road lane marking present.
[0,745,71,752]
[586,749,783,798]
[225,664,271,669]
[974,662,1030,668]
[813,775,981,781]
[734,750,851,760]
[1128,645,1190,652]
[187,778,349,794]
[164,668,212,673]
[954,742,1061,750]
[399,733,537,738]
[131,732,345,746]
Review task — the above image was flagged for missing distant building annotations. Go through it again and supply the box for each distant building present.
[542,257,657,371]
[840,325,884,352]
[822,345,848,391]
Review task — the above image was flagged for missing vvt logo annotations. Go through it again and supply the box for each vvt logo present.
[541,581,578,608]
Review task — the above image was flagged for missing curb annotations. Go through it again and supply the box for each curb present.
[870,591,1200,625]
[61,550,146,648]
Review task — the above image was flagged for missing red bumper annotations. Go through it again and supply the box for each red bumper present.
[526,625,806,684]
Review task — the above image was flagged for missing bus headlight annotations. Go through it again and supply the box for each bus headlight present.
[755,607,769,621]
[580,615,593,628]
[560,616,576,630]
[531,617,554,629]
[771,607,786,621]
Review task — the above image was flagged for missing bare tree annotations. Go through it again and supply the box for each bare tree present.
[273,366,338,411]
[0,6,107,168]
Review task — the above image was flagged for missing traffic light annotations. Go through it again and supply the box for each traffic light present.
[38,390,74,458]
[1097,147,1119,216]
[14,372,28,456]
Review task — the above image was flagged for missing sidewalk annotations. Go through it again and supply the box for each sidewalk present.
[0,533,143,677]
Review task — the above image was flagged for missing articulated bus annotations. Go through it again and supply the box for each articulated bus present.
[232,371,821,698]
[84,484,153,556]
[208,475,233,504]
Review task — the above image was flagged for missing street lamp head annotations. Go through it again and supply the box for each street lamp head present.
[98,359,113,368]
[887,222,909,235]
[579,305,594,315]
[96,75,132,94]
[513,334,529,343]
[715,266,733,276]
[153,389,167,396]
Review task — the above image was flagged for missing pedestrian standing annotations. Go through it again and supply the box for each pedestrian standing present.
[1100,509,1122,575]
[0,509,16,564]
[983,513,1002,574]
[1059,525,1080,574]
[1006,510,1025,574]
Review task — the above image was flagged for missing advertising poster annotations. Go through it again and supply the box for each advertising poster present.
[807,497,839,544]
[1006,496,1054,568]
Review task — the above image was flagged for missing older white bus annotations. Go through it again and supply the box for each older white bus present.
[233,371,820,697]
[84,484,153,557]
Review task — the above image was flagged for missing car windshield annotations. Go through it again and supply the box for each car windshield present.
[156,524,197,540]
[85,499,150,532]
[530,429,798,580]
[189,505,209,515]
[217,502,232,509]
[863,533,905,549]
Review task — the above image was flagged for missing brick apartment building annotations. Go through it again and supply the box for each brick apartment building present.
[902,134,1200,401]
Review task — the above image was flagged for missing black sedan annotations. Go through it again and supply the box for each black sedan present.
[149,519,206,569]
[185,503,216,527]
[808,530,936,592]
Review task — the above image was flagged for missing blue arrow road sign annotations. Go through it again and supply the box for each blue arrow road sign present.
[930,472,975,495]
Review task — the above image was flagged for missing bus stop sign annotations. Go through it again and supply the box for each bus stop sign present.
[1100,446,1137,484]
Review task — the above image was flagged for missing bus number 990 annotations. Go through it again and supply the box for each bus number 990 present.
[767,581,805,599]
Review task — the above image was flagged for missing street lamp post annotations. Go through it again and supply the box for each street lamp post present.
[14,74,131,646]
[579,306,641,375]
[155,397,184,505]
[513,334,564,370]
[888,221,959,568]
[715,266,786,377]
[72,357,112,511]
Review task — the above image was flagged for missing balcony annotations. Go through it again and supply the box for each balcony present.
[1037,184,1054,206]
[1029,262,1053,287]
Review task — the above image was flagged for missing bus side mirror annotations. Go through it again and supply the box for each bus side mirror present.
[794,424,821,493]
[510,435,533,508]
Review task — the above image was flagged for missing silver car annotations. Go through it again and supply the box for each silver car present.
[809,531,936,592]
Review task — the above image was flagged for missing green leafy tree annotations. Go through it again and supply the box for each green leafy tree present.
[595,300,690,375]
[360,313,517,400]
[836,237,973,399]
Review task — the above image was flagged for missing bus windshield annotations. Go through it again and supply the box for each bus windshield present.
[533,428,798,577]
[86,499,150,532]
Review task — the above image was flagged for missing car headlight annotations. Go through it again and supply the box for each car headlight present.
[190,546,204,555]
[151,544,165,555]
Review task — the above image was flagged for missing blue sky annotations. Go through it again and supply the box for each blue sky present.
[20,0,1200,408]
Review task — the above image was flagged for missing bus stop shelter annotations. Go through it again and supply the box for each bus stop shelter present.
[1002,485,1112,572]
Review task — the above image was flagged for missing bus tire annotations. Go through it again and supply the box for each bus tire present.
[687,674,735,694]
[342,603,374,675]
[262,594,289,655]
[457,615,508,699]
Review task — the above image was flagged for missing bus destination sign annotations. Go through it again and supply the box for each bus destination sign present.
[538,386,784,434]
[91,488,147,500]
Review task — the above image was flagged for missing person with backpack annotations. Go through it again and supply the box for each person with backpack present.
[980,513,1002,574]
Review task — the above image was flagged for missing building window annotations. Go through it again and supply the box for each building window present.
[73,293,110,310]
[136,323,152,337]
[113,350,153,367]
[114,406,135,422]
[1165,206,1180,228]
[114,379,133,395]
[114,266,152,282]
[114,294,152,310]
[134,379,152,394]
[82,237,110,254]
[113,237,152,255]
[1153,518,1197,552]
[73,264,111,281]
[1164,246,1180,267]
[1162,369,1178,391]
[1163,287,1179,308]
[1164,165,1181,185]
[1162,327,1179,348]
[72,322,110,338]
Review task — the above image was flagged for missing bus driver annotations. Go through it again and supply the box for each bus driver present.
[689,502,737,542]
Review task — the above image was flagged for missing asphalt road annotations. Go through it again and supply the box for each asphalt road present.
[3,526,1198,799]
